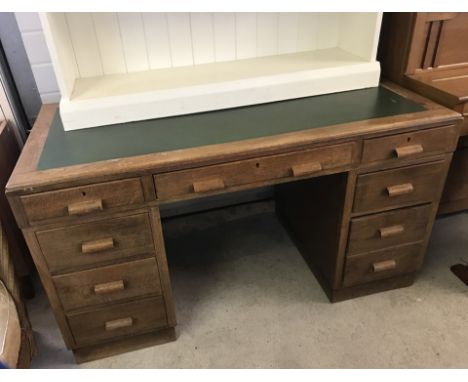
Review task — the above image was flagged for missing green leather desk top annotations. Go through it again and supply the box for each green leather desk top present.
[37,86,426,171]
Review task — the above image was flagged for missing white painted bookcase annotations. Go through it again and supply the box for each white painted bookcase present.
[40,13,383,131]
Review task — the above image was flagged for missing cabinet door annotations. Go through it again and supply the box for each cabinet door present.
[410,13,468,71]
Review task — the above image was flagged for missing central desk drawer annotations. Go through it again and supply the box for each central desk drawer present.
[67,296,168,347]
[154,142,357,200]
[36,214,155,273]
[21,178,145,224]
[353,161,447,214]
[361,124,458,164]
[53,258,162,311]
[347,204,432,256]
[343,243,422,287]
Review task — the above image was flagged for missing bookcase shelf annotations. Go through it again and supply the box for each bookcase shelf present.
[41,13,382,130]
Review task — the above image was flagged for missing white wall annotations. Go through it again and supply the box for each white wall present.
[15,12,60,103]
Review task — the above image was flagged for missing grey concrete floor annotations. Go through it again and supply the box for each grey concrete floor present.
[27,206,468,368]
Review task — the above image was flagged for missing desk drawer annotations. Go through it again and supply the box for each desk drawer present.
[353,161,447,214]
[68,296,168,347]
[21,178,145,224]
[154,142,357,200]
[343,243,422,287]
[53,258,162,311]
[36,214,154,273]
[361,125,458,164]
[347,204,432,256]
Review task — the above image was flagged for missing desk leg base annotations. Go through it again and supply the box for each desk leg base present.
[73,327,177,364]
[329,273,415,302]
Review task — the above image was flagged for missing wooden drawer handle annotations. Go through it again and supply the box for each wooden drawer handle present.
[105,317,133,331]
[291,162,323,177]
[372,259,397,273]
[81,237,115,254]
[394,144,424,158]
[387,183,414,197]
[93,280,125,295]
[193,178,225,193]
[68,199,103,216]
[379,225,405,238]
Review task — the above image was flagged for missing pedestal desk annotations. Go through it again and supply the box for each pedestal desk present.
[6,82,462,362]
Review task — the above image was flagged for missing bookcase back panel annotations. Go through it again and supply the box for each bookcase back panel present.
[48,12,379,79]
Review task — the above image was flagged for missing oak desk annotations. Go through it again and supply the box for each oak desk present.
[6,83,462,362]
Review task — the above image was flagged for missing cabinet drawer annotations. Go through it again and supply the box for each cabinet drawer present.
[343,243,422,288]
[53,258,162,311]
[347,204,432,256]
[67,296,168,347]
[154,142,357,201]
[36,214,154,273]
[353,161,447,214]
[361,125,459,164]
[21,178,145,224]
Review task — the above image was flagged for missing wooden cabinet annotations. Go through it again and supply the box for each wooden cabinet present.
[5,83,461,362]
[439,137,468,212]
[0,121,34,368]
[378,12,468,214]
